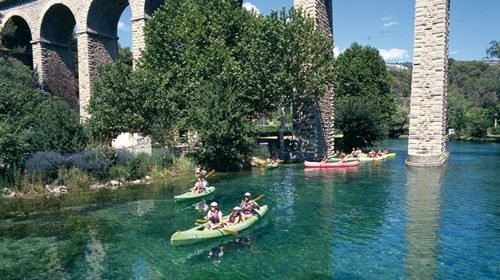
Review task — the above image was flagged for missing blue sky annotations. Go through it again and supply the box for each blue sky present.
[118,0,500,63]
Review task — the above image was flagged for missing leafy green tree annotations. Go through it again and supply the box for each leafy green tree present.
[141,0,259,116]
[447,59,498,108]
[30,100,87,153]
[0,119,29,166]
[118,43,133,69]
[91,0,333,167]
[185,81,255,171]
[87,61,176,144]
[333,42,394,146]
[242,8,334,157]
[0,57,49,167]
[486,40,500,59]
[335,97,387,149]
[465,108,493,137]
[447,90,472,135]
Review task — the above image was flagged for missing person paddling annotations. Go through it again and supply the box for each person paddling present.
[240,193,260,221]
[224,207,242,226]
[190,176,207,194]
[204,202,223,231]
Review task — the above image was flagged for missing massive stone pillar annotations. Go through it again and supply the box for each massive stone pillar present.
[293,0,335,161]
[131,16,147,66]
[406,0,450,167]
[36,40,79,112]
[77,30,118,119]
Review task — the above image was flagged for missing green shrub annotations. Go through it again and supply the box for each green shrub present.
[135,152,151,179]
[171,155,195,175]
[30,100,88,153]
[93,144,118,165]
[0,119,30,167]
[151,149,175,170]
[112,150,150,181]
[109,164,130,182]
[0,164,23,189]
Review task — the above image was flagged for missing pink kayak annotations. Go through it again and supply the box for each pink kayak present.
[304,160,360,168]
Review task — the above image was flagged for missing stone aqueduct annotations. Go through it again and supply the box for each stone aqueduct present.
[0,0,450,167]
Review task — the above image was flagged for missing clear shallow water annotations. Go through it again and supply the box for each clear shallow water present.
[0,139,499,279]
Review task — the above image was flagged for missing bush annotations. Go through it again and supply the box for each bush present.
[171,155,195,175]
[92,144,118,165]
[0,119,29,167]
[111,150,149,181]
[30,100,88,154]
[186,81,255,171]
[24,151,66,181]
[66,149,111,178]
[0,164,23,189]
[151,149,175,170]
[335,96,388,149]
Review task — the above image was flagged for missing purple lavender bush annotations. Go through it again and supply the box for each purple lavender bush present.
[66,149,111,178]
[24,151,66,180]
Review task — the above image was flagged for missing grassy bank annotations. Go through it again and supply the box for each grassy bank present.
[0,146,196,197]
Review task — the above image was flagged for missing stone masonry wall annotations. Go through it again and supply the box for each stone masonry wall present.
[0,0,153,119]
[292,0,334,161]
[406,0,450,167]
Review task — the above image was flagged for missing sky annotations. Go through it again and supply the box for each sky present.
[117,0,500,63]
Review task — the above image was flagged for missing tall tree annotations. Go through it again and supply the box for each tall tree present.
[242,8,334,157]
[333,42,394,147]
[486,40,500,59]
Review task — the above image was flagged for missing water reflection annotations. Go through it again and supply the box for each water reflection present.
[404,166,444,279]
[175,200,209,213]
[204,236,260,264]
[304,166,359,183]
[135,200,155,216]
[85,229,105,280]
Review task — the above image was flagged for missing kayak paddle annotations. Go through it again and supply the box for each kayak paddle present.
[252,194,264,202]
[196,219,206,222]
[205,169,215,178]
[220,228,238,235]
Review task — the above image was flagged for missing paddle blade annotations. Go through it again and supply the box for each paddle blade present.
[221,229,238,235]
[251,194,264,202]
[279,160,284,163]
[196,219,206,222]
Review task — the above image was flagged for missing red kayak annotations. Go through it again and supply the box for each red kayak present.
[304,160,360,168]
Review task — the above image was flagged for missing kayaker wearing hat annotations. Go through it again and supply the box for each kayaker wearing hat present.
[240,193,260,221]
[204,202,223,231]
[224,207,242,226]
[190,176,207,194]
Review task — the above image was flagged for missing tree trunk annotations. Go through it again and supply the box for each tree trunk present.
[279,105,286,159]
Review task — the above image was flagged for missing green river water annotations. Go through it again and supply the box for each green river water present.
[0,139,499,279]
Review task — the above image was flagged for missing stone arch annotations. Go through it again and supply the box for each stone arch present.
[86,0,130,62]
[36,3,79,111]
[1,15,33,68]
